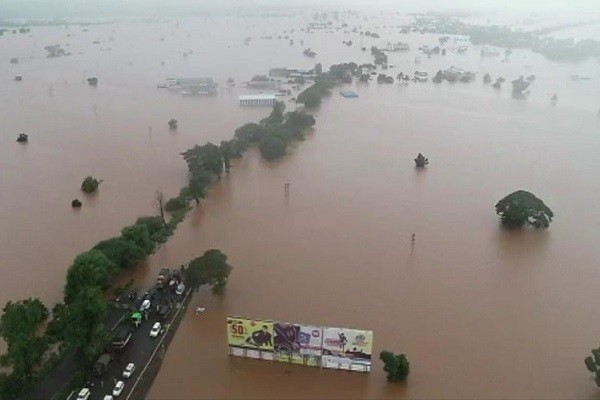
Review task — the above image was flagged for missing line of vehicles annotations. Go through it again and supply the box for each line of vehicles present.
[75,268,185,400]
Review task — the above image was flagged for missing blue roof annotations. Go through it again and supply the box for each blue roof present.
[340,90,358,98]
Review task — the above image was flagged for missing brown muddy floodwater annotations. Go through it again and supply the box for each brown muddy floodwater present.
[2,11,600,399]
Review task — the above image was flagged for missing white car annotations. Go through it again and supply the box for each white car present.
[77,388,90,400]
[112,381,125,397]
[122,362,136,379]
[149,322,161,337]
[139,299,151,312]
[103,395,114,400]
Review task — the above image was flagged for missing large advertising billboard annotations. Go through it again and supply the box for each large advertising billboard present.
[227,316,372,372]
[274,322,322,367]
[227,316,274,359]
[321,327,373,372]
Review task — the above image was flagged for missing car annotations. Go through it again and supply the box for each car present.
[103,395,114,400]
[122,362,136,379]
[77,388,91,400]
[149,322,161,337]
[112,381,125,397]
[139,299,151,312]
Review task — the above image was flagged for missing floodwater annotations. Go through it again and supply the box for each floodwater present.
[1,10,600,399]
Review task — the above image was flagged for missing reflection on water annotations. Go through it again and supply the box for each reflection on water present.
[1,11,600,400]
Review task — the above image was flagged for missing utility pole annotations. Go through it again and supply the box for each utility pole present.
[284,182,290,198]
[411,233,416,254]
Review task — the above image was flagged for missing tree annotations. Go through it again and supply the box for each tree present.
[314,63,323,75]
[495,190,554,229]
[168,118,178,129]
[64,250,116,304]
[93,237,146,270]
[121,223,155,255]
[183,168,212,205]
[297,85,324,108]
[0,299,49,398]
[220,141,232,173]
[62,286,108,366]
[259,135,286,161]
[234,123,264,143]
[584,346,600,387]
[380,351,410,382]
[165,196,187,212]
[261,101,286,125]
[81,176,102,193]
[155,190,166,224]
[181,143,223,178]
[186,249,233,294]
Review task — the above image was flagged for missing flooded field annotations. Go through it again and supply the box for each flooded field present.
[2,10,600,399]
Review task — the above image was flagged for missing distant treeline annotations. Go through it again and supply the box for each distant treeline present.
[412,15,600,61]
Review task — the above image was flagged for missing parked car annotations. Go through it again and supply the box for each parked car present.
[112,381,125,397]
[149,322,161,338]
[122,362,136,379]
[103,395,114,400]
[77,388,91,400]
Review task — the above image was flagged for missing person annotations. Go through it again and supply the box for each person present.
[246,325,273,347]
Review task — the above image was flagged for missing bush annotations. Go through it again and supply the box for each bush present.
[495,190,554,228]
[81,176,101,193]
[380,351,410,382]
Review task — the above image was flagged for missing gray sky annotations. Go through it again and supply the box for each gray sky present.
[0,0,599,18]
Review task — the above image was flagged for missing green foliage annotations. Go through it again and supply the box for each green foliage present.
[380,351,410,382]
[220,141,232,172]
[495,190,554,229]
[121,223,155,255]
[165,196,188,212]
[186,249,233,294]
[64,250,116,304]
[93,237,146,270]
[259,135,287,161]
[80,176,101,193]
[584,347,600,387]
[183,168,212,204]
[62,286,108,366]
[0,299,49,398]
[261,101,286,125]
[234,123,264,143]
[181,143,224,177]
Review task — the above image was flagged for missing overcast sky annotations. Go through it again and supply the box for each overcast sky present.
[0,0,599,18]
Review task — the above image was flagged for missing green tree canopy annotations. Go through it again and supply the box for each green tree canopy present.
[495,190,554,228]
[259,135,287,161]
[181,143,224,178]
[0,298,49,397]
[93,237,146,270]
[62,286,108,366]
[121,223,155,256]
[380,351,410,382]
[234,123,264,143]
[186,249,233,294]
[64,250,116,304]
[81,176,101,193]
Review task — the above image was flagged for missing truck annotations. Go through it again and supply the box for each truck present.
[92,353,112,376]
[156,268,171,289]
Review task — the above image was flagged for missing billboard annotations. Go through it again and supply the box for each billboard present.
[321,327,373,372]
[227,316,372,373]
[274,322,322,367]
[227,316,274,359]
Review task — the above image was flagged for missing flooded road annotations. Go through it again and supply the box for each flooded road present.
[2,11,600,399]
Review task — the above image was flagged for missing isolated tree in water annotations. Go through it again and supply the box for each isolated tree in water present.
[584,346,600,387]
[380,351,410,382]
[495,190,553,228]
[186,249,233,294]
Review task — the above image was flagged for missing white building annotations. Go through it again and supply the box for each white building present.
[239,94,277,107]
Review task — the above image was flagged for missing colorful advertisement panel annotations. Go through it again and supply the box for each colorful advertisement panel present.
[321,327,373,372]
[226,316,274,352]
[273,322,322,367]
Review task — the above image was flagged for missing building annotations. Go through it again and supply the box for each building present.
[239,94,277,107]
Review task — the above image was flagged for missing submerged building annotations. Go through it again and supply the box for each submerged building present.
[239,94,277,107]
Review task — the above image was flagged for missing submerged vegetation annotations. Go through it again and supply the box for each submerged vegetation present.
[495,190,554,229]
[380,351,410,382]
[81,176,102,193]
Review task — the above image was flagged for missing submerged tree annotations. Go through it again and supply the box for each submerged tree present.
[380,351,410,382]
[495,190,553,229]
[186,249,233,294]
[168,118,178,129]
[414,153,429,167]
[81,176,102,193]
[585,347,600,387]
